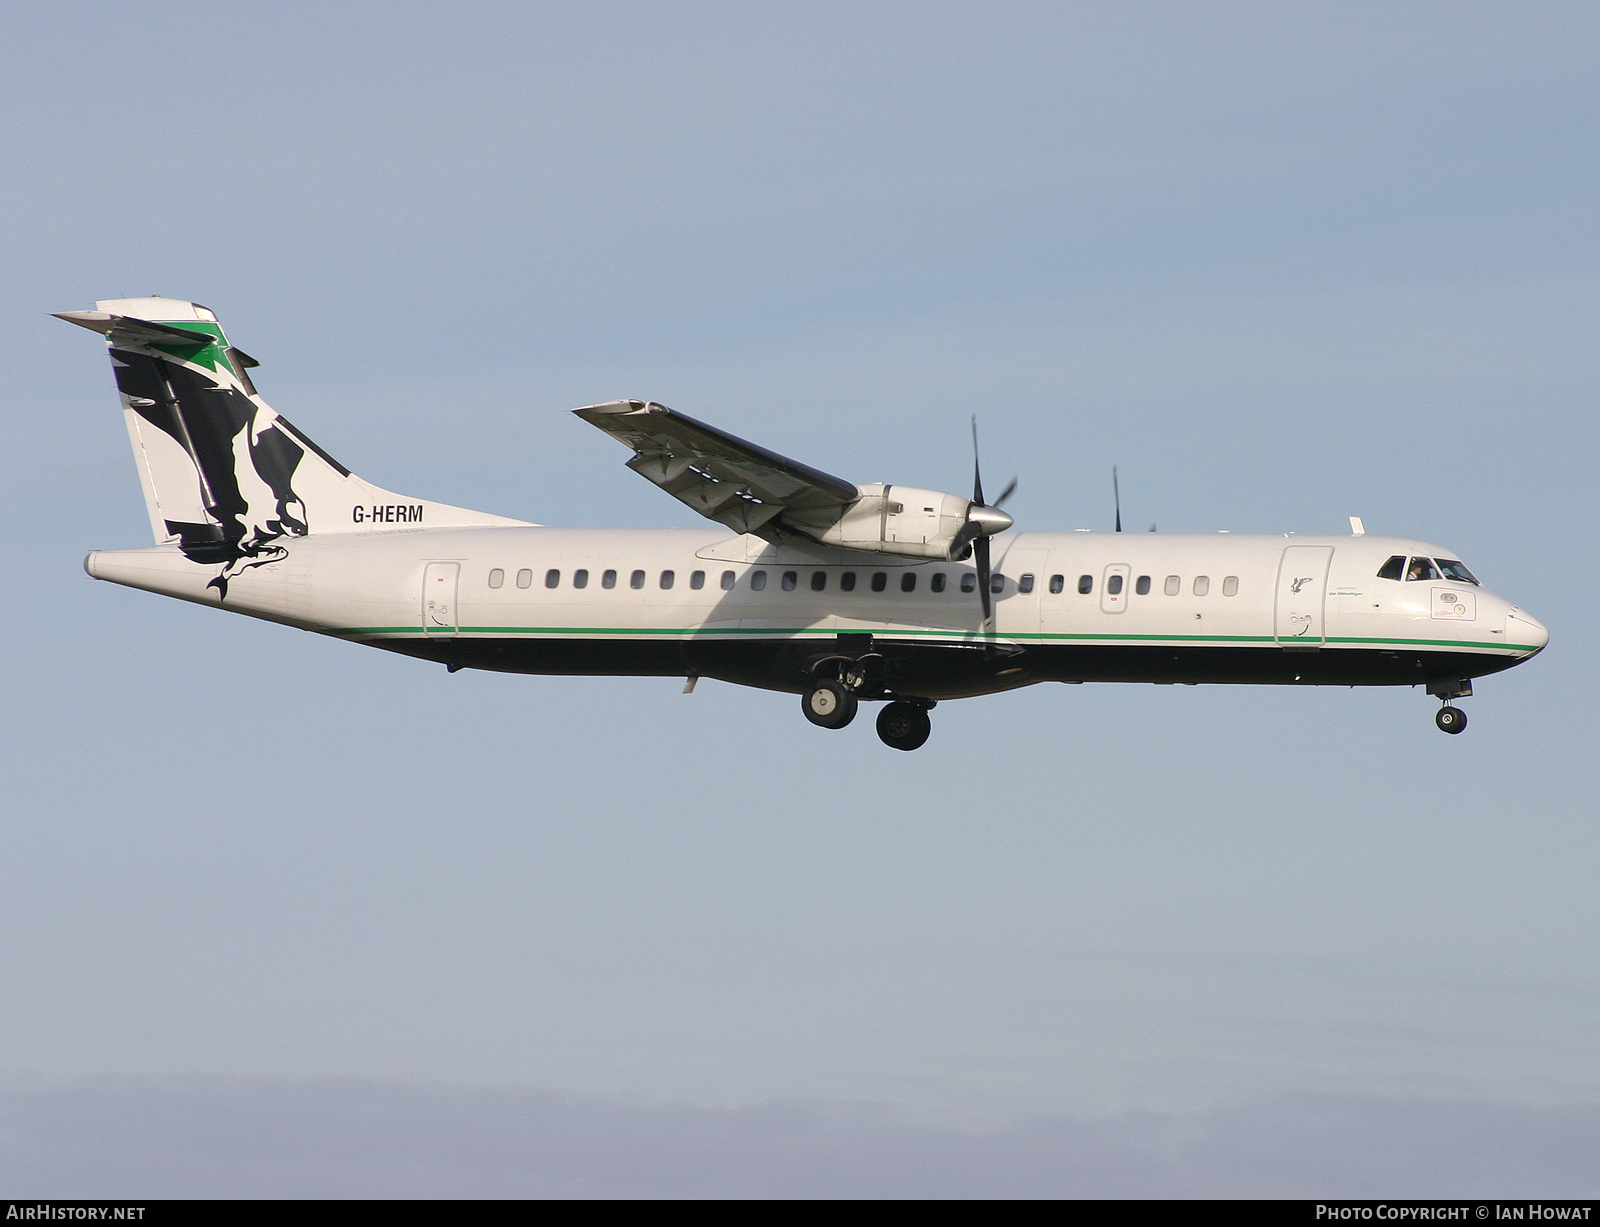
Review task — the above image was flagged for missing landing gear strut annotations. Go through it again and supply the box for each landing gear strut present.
[876,701,932,751]
[1428,678,1471,735]
[802,679,857,729]
[802,638,935,749]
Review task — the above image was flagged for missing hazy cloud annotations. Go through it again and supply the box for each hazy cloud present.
[2,1077,1597,1199]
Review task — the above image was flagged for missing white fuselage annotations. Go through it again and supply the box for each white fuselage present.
[86,526,1548,699]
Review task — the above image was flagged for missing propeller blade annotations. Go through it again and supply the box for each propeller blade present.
[970,415,985,507]
[994,476,1017,508]
[974,532,993,626]
[1113,466,1122,533]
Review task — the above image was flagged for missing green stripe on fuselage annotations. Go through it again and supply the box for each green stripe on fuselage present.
[328,625,1534,654]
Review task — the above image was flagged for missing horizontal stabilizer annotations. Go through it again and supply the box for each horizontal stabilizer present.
[53,311,220,348]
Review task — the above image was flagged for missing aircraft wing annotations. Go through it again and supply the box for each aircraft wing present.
[573,400,860,538]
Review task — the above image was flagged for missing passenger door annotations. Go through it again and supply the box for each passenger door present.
[1274,546,1333,647]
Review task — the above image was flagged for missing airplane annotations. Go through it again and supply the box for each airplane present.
[59,297,1548,751]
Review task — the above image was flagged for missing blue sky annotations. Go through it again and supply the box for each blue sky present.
[2,1,1597,1196]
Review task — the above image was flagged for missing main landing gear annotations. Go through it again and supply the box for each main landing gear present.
[876,701,932,751]
[800,678,935,750]
[801,679,857,729]
[1428,678,1471,735]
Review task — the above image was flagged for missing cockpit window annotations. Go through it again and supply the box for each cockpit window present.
[1377,555,1405,581]
[1406,557,1441,582]
[1436,559,1479,586]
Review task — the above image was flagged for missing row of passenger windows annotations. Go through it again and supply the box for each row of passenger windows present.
[1101,574,1241,597]
[486,567,1242,596]
[1376,555,1479,585]
[486,567,705,590]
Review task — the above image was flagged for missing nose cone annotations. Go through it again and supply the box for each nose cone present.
[1506,608,1549,655]
[968,504,1014,537]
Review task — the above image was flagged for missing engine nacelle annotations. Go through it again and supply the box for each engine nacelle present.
[785,484,972,559]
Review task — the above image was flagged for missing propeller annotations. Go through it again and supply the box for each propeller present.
[953,417,1016,628]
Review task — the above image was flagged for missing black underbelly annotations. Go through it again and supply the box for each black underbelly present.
[1023,643,1522,687]
[361,635,1524,697]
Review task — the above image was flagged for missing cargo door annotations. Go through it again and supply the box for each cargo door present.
[423,561,459,635]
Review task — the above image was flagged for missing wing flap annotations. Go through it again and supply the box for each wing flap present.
[575,400,860,538]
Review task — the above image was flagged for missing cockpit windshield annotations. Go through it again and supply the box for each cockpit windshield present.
[1405,557,1441,582]
[1436,559,1479,586]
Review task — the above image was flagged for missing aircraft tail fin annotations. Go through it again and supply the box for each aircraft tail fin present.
[60,298,526,594]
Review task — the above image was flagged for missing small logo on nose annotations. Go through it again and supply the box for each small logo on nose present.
[1289,576,1312,593]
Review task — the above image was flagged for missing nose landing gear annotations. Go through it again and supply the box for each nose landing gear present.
[1428,678,1471,735]
[1435,706,1467,734]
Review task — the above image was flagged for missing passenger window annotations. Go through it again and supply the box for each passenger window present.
[601,569,617,589]
[630,569,646,589]
[517,569,533,589]
[573,569,589,589]
[1376,555,1406,581]
[1049,574,1064,594]
[751,570,767,591]
[690,571,705,590]
[720,570,735,590]
[1135,575,1151,596]
[840,572,857,592]
[931,573,946,593]
[811,571,827,592]
[960,573,976,593]
[1222,576,1239,596]
[901,572,917,592]
[660,570,674,589]
[1163,575,1180,596]
[1107,574,1124,595]
[990,573,1004,594]
[1078,574,1093,594]
[1193,576,1209,596]
[1019,574,1035,594]
[545,569,560,588]
[1437,559,1479,586]
[1406,557,1440,582]
[488,568,504,589]
[781,571,798,591]
[871,572,887,592]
